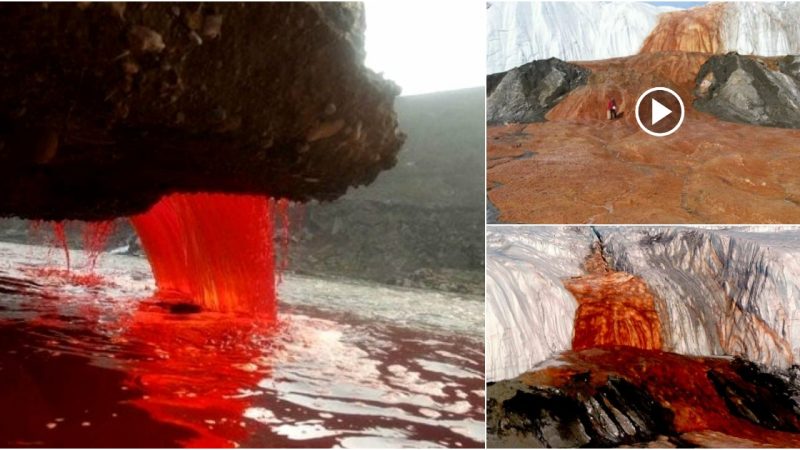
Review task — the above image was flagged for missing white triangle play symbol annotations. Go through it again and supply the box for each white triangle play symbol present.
[651,98,671,125]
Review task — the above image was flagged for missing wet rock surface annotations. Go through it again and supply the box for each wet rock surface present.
[488,348,800,448]
[694,53,800,129]
[487,58,590,124]
[488,375,676,448]
[0,3,404,220]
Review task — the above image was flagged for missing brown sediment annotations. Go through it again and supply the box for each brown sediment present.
[486,52,800,224]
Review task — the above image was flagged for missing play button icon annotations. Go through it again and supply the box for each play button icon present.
[651,98,671,125]
[635,87,684,137]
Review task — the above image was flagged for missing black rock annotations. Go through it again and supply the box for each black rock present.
[694,52,800,129]
[487,375,676,448]
[707,357,800,432]
[486,58,590,124]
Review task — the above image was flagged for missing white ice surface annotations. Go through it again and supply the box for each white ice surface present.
[487,1,673,74]
[487,2,800,74]
[485,226,593,382]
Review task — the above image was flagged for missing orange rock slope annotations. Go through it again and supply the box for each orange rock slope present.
[487,52,800,224]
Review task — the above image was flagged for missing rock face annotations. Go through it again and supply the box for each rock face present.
[694,53,800,129]
[487,373,675,448]
[488,348,800,448]
[0,3,404,220]
[486,58,589,124]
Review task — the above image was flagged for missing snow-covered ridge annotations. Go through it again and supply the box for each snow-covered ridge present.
[486,227,593,382]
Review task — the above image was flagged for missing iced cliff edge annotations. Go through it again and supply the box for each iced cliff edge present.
[599,227,800,369]
[486,1,673,74]
[486,227,592,382]
[488,2,800,75]
[488,226,800,383]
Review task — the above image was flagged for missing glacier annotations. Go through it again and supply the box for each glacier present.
[487,226,800,382]
[485,226,593,382]
[486,1,674,74]
[487,2,800,75]
[600,226,800,369]
[721,2,800,57]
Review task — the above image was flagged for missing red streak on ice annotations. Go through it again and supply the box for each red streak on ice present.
[130,193,276,316]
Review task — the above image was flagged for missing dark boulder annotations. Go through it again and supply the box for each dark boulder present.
[487,375,676,447]
[486,58,590,125]
[707,358,800,432]
[694,52,800,129]
[0,3,404,220]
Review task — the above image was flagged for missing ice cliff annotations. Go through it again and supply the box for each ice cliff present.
[486,227,592,382]
[487,226,800,382]
[488,2,800,75]
[600,227,800,369]
[487,1,673,74]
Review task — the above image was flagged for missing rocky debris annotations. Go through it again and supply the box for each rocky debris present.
[487,375,676,447]
[488,349,800,448]
[708,358,800,432]
[486,58,590,124]
[694,52,800,129]
[0,3,404,220]
[288,199,484,296]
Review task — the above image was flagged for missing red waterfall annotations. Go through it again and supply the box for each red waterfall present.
[130,193,276,317]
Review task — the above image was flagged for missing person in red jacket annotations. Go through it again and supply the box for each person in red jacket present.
[608,98,618,119]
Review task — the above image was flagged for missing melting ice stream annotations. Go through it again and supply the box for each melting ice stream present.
[0,242,485,448]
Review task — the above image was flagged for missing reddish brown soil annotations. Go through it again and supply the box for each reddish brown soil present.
[487,52,800,224]
[522,347,800,447]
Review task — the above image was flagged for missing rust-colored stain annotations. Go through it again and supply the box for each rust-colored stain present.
[640,3,726,54]
[531,347,800,447]
[565,246,662,351]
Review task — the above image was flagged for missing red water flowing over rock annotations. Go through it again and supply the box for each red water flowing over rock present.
[130,193,276,316]
[566,247,663,351]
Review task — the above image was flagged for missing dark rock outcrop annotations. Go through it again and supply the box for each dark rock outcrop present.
[486,58,590,124]
[487,375,677,448]
[708,358,800,432]
[0,3,404,220]
[694,52,800,129]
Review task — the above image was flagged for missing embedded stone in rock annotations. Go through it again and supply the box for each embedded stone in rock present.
[694,52,800,129]
[486,58,590,124]
[0,2,404,220]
